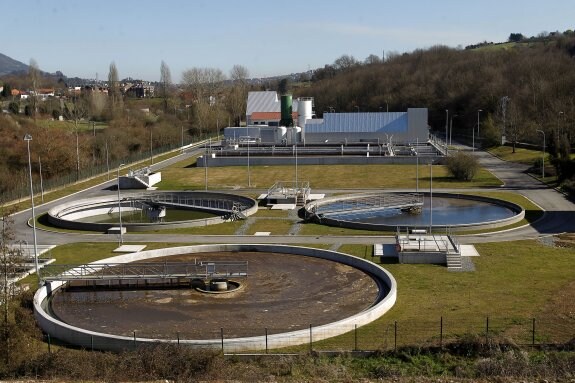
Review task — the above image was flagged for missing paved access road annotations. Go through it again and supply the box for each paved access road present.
[11,145,575,248]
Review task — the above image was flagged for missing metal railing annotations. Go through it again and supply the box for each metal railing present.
[41,261,248,282]
[313,193,423,217]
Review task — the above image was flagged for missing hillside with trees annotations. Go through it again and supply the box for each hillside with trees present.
[297,31,575,192]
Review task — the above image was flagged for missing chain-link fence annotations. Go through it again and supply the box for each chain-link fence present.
[4,136,208,204]
[41,316,574,354]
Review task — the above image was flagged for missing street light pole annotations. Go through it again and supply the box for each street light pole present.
[429,162,433,231]
[475,109,483,152]
[149,126,153,165]
[24,134,40,285]
[445,109,449,155]
[117,163,125,245]
[449,114,458,147]
[536,129,545,179]
[247,137,251,187]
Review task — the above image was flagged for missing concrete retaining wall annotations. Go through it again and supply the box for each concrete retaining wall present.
[34,244,397,352]
[198,155,443,167]
[305,192,525,232]
[399,252,446,264]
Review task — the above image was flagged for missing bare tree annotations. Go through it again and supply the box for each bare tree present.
[228,65,249,126]
[182,67,226,135]
[1,206,24,364]
[159,60,173,113]
[107,61,122,117]
[65,96,89,180]
[28,59,40,123]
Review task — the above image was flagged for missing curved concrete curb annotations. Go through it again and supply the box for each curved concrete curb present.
[305,192,524,232]
[34,244,397,352]
[47,191,258,232]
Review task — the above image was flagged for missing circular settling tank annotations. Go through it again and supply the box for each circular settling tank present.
[306,192,524,231]
[34,245,397,352]
[47,191,257,232]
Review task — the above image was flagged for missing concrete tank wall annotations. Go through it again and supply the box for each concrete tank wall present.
[34,244,397,352]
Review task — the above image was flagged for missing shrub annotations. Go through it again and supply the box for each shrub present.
[446,151,479,181]
[562,177,575,199]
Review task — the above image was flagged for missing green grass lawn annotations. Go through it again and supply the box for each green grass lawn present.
[488,145,548,165]
[300,239,575,351]
[158,159,502,190]
[145,220,245,235]
[247,218,294,235]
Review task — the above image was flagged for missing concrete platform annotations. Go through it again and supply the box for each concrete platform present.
[107,227,127,235]
[254,232,271,236]
[113,245,147,253]
[460,245,480,257]
[270,204,296,210]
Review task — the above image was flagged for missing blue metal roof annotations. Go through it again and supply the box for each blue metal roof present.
[305,112,408,133]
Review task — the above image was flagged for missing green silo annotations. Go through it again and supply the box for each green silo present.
[279,94,294,127]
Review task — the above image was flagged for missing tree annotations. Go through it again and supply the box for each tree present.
[1,83,11,98]
[8,102,19,114]
[159,60,173,113]
[228,65,249,126]
[333,54,358,71]
[508,33,525,42]
[28,59,40,123]
[0,206,25,366]
[181,67,226,135]
[480,114,501,148]
[65,96,89,180]
[107,61,122,117]
[364,54,382,65]
[277,78,289,95]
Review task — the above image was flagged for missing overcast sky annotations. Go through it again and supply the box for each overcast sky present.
[3,0,573,82]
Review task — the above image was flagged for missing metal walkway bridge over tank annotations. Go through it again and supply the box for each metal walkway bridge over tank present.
[40,261,248,283]
[310,192,424,218]
[123,192,248,214]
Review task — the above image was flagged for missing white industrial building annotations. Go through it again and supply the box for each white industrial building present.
[225,91,428,146]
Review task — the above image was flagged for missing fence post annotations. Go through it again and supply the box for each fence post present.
[91,335,94,351]
[220,328,224,353]
[309,324,313,353]
[440,316,443,349]
[532,318,536,347]
[265,328,268,354]
[133,331,136,348]
[485,317,489,344]
[47,334,51,354]
[354,324,358,351]
[394,321,397,351]
[177,332,180,346]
